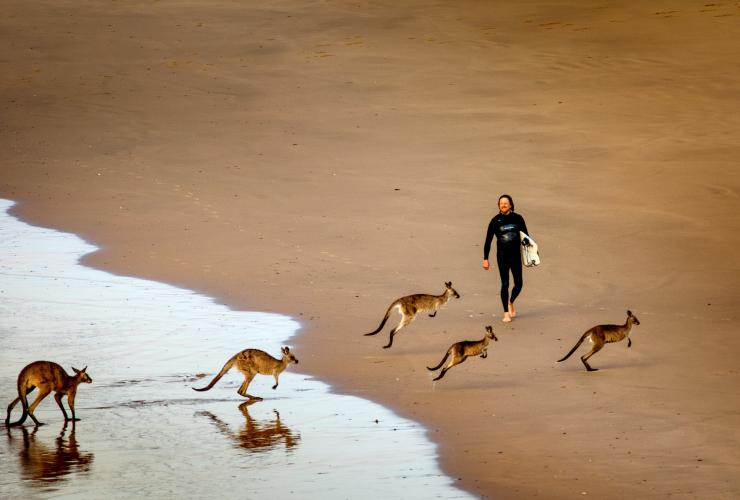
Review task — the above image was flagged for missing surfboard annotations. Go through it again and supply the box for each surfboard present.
[520,231,540,267]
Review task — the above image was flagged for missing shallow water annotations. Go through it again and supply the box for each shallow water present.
[0,199,470,499]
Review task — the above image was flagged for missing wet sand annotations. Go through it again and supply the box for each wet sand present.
[2,1,740,498]
[0,200,468,498]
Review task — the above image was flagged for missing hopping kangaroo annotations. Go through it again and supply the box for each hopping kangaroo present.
[6,361,92,427]
[193,347,298,400]
[427,325,498,381]
[364,281,461,349]
[557,310,641,372]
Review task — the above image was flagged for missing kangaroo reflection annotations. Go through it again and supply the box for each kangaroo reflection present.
[6,422,94,485]
[198,401,300,453]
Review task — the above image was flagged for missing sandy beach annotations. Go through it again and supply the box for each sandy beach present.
[2,1,740,498]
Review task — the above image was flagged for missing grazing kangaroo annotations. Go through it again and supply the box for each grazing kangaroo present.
[557,310,641,372]
[193,347,298,401]
[6,361,92,427]
[427,325,498,381]
[364,281,461,349]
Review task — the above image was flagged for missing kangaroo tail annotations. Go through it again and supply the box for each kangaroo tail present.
[364,304,396,336]
[557,333,589,362]
[193,356,236,392]
[7,410,28,427]
[7,383,29,426]
[427,351,450,371]
[12,402,28,426]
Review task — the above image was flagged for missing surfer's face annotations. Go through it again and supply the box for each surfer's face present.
[498,198,511,214]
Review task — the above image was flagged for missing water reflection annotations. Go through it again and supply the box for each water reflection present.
[197,401,300,454]
[6,423,94,487]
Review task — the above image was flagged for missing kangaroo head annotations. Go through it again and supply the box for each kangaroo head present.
[281,346,299,364]
[444,281,461,299]
[72,366,93,384]
[485,325,499,341]
[627,310,640,326]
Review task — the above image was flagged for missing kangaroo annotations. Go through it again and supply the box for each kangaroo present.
[193,346,298,401]
[557,310,641,372]
[427,325,498,381]
[364,281,461,349]
[5,361,92,427]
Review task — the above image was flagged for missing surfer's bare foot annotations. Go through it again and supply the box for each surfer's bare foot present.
[508,303,516,318]
[502,312,512,323]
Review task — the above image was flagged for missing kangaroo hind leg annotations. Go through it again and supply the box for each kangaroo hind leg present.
[433,355,465,381]
[383,306,415,349]
[432,367,449,381]
[433,359,456,381]
[383,315,413,349]
[238,372,261,400]
[27,387,52,426]
[581,341,604,372]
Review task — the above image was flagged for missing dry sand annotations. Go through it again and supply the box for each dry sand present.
[2,1,740,497]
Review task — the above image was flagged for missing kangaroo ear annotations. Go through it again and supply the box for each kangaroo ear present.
[486,325,492,333]
[445,281,452,287]
[82,366,88,372]
[627,310,632,316]
[282,346,289,354]
[72,367,80,374]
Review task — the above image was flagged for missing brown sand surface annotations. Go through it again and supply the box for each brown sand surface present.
[2,1,740,497]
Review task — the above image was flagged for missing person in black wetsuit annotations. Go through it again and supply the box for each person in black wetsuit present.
[482,194,531,323]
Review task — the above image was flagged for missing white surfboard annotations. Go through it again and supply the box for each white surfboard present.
[520,231,540,267]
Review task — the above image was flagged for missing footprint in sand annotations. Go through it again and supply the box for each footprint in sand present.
[345,36,364,46]
[165,59,193,69]
[534,21,589,32]
[654,10,680,17]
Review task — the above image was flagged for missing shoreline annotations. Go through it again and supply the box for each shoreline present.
[0,197,471,499]
[4,196,482,497]
[3,1,740,497]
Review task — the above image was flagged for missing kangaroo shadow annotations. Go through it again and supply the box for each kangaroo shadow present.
[6,422,94,485]
[197,400,300,454]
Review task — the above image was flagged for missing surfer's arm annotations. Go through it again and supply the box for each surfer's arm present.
[519,215,531,244]
[483,219,496,259]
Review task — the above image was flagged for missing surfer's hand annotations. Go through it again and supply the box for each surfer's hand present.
[483,259,490,270]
